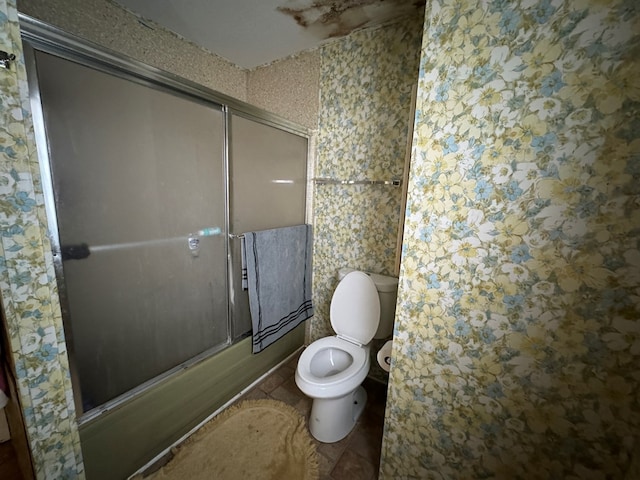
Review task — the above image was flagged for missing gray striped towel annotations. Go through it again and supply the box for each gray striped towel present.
[244,224,313,353]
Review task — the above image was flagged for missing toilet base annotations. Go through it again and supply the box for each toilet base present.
[308,385,367,443]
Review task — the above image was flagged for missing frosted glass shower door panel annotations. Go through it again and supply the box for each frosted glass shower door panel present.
[229,114,308,338]
[35,51,228,410]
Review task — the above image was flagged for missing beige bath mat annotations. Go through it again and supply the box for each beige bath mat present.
[136,399,319,480]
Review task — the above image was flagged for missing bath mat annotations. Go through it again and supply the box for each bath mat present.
[135,399,319,480]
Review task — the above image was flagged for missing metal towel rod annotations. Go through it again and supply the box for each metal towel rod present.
[312,178,402,186]
[228,233,245,239]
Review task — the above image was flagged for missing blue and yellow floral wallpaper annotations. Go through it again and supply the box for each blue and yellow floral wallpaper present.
[311,15,423,347]
[382,0,640,478]
[4,0,639,477]
[0,0,83,478]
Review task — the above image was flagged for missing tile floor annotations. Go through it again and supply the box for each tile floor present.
[238,349,389,480]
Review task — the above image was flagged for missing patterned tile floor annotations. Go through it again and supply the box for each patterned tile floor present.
[238,349,389,480]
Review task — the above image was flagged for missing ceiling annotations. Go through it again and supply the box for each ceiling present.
[113,0,425,69]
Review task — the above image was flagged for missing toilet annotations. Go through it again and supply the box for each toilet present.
[295,268,398,443]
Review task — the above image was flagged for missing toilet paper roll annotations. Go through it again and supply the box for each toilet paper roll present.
[377,340,393,373]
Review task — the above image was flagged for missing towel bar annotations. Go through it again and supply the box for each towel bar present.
[312,178,401,186]
[229,233,245,239]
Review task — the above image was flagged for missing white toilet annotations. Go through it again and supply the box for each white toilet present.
[295,268,398,443]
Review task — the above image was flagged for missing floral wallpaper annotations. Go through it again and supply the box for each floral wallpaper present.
[310,14,423,359]
[382,0,640,478]
[0,0,83,478]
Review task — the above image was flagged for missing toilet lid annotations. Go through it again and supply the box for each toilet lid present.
[330,271,380,345]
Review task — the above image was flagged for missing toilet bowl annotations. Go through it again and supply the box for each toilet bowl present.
[296,336,369,399]
[295,270,383,443]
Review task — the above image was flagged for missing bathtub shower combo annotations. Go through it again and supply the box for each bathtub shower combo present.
[24,30,309,418]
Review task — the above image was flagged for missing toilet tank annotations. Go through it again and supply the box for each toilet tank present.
[337,268,398,339]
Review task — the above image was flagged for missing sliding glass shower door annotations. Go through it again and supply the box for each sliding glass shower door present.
[34,51,228,411]
[228,113,309,338]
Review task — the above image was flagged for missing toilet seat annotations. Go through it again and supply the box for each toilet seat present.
[296,336,369,398]
[330,271,380,345]
[296,272,380,401]
[297,336,367,386]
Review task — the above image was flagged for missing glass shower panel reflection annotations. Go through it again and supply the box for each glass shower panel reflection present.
[35,51,228,411]
[228,114,308,338]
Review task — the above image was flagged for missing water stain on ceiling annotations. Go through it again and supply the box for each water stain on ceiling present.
[278,0,426,39]
[113,0,425,68]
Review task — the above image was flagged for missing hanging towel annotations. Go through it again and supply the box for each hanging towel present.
[244,224,313,353]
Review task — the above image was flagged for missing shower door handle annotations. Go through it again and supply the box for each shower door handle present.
[60,243,91,260]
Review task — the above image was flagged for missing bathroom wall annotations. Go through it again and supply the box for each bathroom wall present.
[310,14,424,350]
[18,0,247,101]
[0,0,84,477]
[382,0,640,478]
[247,50,321,131]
